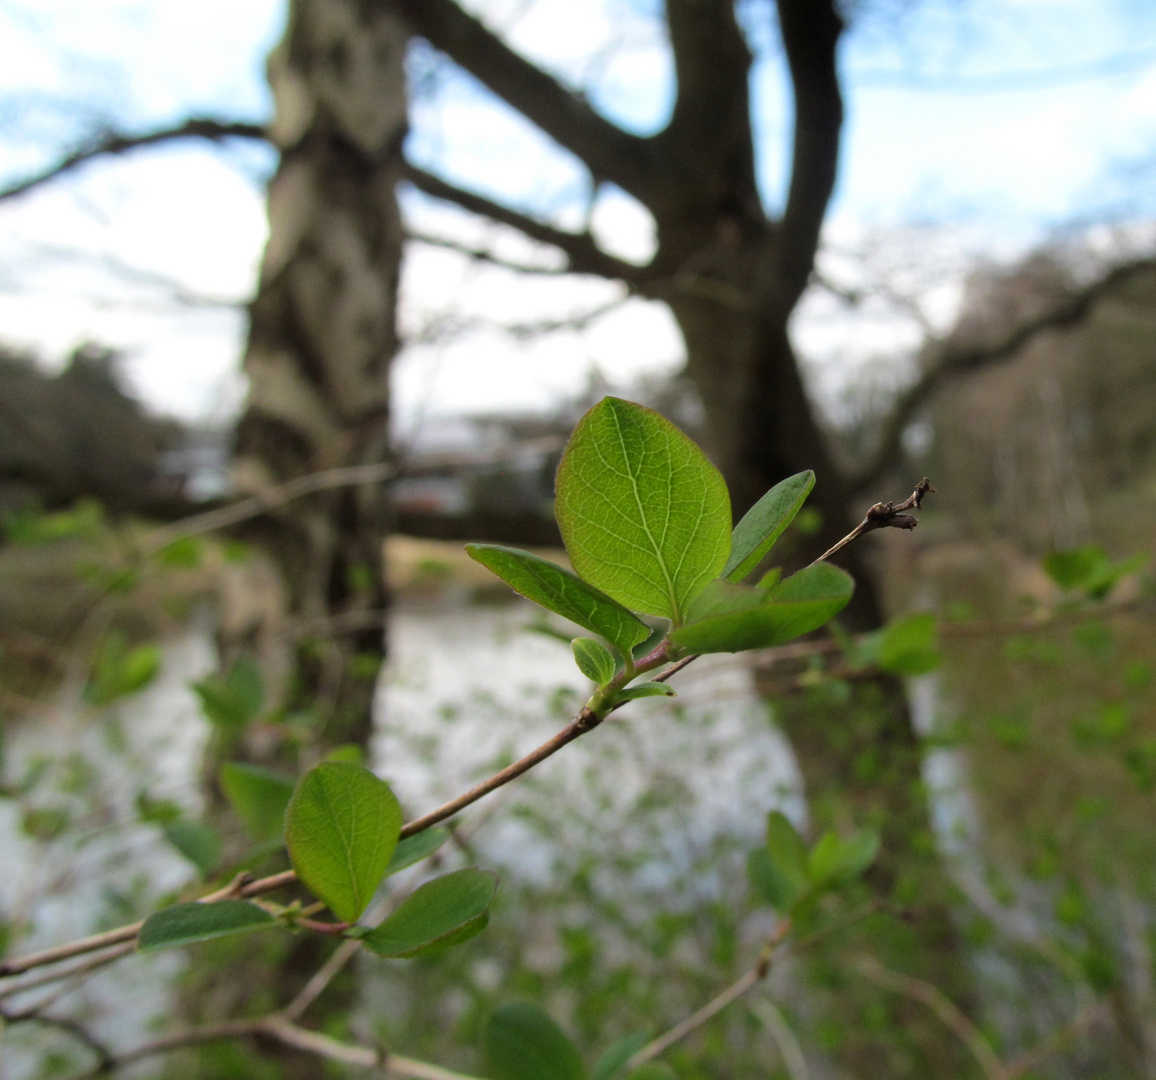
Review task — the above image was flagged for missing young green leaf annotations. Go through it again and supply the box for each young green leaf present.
[571,637,618,685]
[485,1002,587,1080]
[723,471,815,582]
[466,544,649,656]
[669,562,854,654]
[284,762,402,923]
[626,1065,677,1080]
[385,828,449,876]
[747,811,810,911]
[362,868,498,958]
[809,829,880,889]
[555,397,731,623]
[138,900,276,952]
[162,820,221,877]
[220,762,295,843]
[192,655,264,730]
[592,1032,650,1080]
[876,612,941,676]
[614,682,676,703]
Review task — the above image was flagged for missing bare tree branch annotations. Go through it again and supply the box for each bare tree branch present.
[0,118,268,203]
[404,162,645,282]
[849,254,1156,493]
[391,0,652,200]
[774,0,845,306]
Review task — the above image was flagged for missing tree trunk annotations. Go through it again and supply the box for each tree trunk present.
[186,2,407,1074]
[671,276,978,1075]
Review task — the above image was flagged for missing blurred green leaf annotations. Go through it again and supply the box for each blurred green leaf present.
[876,612,940,676]
[85,635,162,706]
[362,868,497,958]
[808,829,879,889]
[626,1066,676,1080]
[220,763,294,844]
[747,811,809,911]
[285,762,402,923]
[592,1032,650,1080]
[485,1002,586,1080]
[723,471,815,583]
[192,655,264,730]
[138,901,276,953]
[162,820,221,876]
[555,397,731,623]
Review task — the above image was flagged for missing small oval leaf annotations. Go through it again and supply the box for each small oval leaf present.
[556,397,731,623]
[571,638,617,685]
[467,544,650,656]
[669,563,853,654]
[285,762,402,924]
[386,828,449,877]
[592,1031,650,1080]
[723,471,815,582]
[363,868,498,958]
[138,901,276,953]
[614,682,676,703]
[220,762,294,843]
[485,1002,586,1080]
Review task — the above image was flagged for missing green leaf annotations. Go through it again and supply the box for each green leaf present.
[485,1002,586,1080]
[162,820,221,876]
[220,763,295,843]
[630,625,668,665]
[808,829,880,889]
[669,563,853,654]
[285,763,402,923]
[626,1066,677,1080]
[85,635,162,706]
[614,682,676,703]
[571,638,618,685]
[747,811,809,911]
[192,655,264,730]
[592,1032,650,1080]
[362,868,498,958]
[138,900,276,952]
[723,471,815,582]
[467,544,649,656]
[876,612,941,676]
[386,829,449,876]
[555,397,731,623]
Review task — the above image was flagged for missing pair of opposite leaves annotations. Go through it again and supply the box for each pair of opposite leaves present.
[468,397,854,662]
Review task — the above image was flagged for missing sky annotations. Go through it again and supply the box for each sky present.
[0,0,1154,434]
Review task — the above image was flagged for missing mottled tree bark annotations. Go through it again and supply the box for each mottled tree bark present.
[193,3,406,1074]
[230,0,406,747]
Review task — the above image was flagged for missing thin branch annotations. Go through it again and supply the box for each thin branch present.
[813,477,934,564]
[407,229,569,276]
[404,162,644,282]
[850,254,1156,493]
[68,1010,486,1080]
[391,0,651,200]
[0,943,135,1001]
[626,920,792,1070]
[853,954,1005,1080]
[1,1006,116,1073]
[748,998,810,1080]
[0,118,267,203]
[139,462,395,557]
[774,0,845,305]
